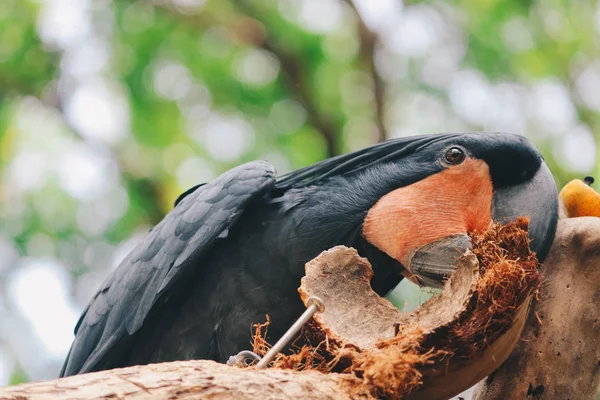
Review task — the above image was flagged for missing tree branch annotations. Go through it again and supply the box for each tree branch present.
[261,40,339,157]
[345,0,387,143]
[234,1,339,157]
[0,360,373,400]
[149,1,340,158]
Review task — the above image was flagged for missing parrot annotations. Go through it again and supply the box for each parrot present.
[60,132,558,377]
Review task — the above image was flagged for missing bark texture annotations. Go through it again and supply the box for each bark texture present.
[473,217,600,399]
[0,360,373,400]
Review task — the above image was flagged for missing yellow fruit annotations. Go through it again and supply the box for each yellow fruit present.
[559,177,600,218]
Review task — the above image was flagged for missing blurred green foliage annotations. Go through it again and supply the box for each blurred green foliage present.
[8,365,27,386]
[0,1,57,99]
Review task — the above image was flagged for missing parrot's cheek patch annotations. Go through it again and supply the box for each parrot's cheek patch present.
[362,157,493,279]
[402,234,472,288]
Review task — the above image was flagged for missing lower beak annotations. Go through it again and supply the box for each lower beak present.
[405,234,471,288]
[405,162,558,288]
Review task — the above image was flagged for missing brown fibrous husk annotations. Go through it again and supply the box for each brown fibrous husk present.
[444,217,540,359]
[251,217,541,399]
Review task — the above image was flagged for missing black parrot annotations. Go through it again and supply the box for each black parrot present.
[60,132,558,376]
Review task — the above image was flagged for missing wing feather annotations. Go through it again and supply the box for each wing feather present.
[60,161,276,376]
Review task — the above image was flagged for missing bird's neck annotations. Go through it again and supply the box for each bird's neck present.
[273,183,404,296]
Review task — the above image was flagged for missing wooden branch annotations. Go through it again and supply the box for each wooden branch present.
[153,0,340,157]
[0,360,374,400]
[473,217,600,399]
[344,0,388,143]
[235,0,340,157]
[259,38,339,157]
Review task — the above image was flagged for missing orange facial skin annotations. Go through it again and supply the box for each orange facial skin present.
[362,158,493,268]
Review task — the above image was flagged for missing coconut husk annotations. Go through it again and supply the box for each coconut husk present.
[251,218,540,400]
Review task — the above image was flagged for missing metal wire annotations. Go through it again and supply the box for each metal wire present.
[255,296,325,369]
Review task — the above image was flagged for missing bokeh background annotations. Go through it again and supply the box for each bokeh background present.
[0,0,598,392]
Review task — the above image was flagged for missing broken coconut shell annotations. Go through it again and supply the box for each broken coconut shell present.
[255,218,540,400]
[298,247,480,350]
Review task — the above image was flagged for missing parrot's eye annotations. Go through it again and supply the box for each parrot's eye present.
[443,147,466,165]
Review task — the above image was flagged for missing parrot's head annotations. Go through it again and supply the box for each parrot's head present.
[360,132,558,287]
[277,132,558,290]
